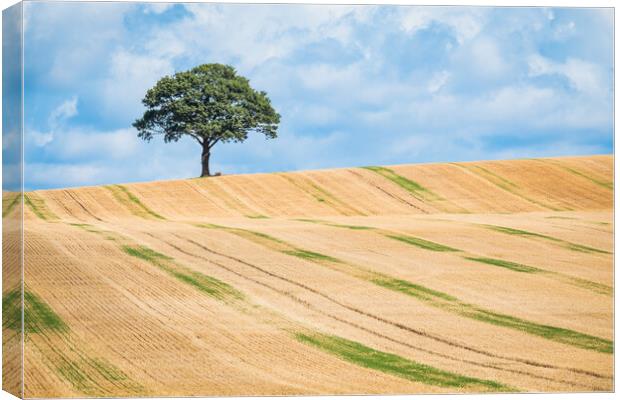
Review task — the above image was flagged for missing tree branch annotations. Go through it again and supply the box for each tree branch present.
[207,138,220,150]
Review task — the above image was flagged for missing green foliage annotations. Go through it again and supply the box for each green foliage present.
[133,63,280,175]
[296,332,515,391]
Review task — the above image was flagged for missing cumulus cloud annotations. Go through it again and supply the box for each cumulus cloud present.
[528,54,608,95]
[22,4,613,189]
[26,96,78,148]
[48,96,78,128]
[102,51,174,121]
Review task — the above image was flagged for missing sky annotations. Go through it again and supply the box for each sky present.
[20,2,614,190]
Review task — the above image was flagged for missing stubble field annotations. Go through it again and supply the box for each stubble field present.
[2,154,614,397]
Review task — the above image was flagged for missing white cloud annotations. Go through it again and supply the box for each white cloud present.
[26,163,104,189]
[48,96,78,128]
[216,129,349,173]
[47,128,140,161]
[468,37,506,78]
[528,54,608,95]
[22,4,613,189]
[26,96,79,148]
[102,51,174,121]
[143,3,174,14]
[427,70,450,93]
[28,130,54,147]
[399,7,485,44]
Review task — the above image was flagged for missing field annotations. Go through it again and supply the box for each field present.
[2,154,614,397]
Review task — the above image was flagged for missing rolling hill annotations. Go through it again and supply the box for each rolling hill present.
[3,154,614,397]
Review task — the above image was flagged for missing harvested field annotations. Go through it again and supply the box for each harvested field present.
[5,155,613,397]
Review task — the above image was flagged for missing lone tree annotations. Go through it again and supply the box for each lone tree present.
[133,63,280,177]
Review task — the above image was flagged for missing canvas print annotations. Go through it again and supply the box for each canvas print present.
[2,2,614,398]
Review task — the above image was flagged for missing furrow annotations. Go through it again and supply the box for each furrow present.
[198,223,612,354]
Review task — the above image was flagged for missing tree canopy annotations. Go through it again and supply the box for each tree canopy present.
[133,63,280,176]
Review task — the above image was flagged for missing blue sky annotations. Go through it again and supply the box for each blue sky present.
[22,3,613,189]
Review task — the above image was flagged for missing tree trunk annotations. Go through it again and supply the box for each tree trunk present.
[200,145,211,177]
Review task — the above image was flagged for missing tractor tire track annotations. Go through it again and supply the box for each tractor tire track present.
[64,190,105,222]
[156,232,609,384]
[347,169,429,213]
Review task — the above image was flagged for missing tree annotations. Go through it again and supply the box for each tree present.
[133,63,280,177]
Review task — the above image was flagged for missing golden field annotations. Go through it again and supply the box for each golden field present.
[2,154,614,397]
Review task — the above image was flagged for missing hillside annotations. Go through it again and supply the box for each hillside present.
[23,155,613,221]
[3,154,614,397]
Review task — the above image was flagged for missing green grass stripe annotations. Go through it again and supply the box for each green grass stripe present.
[280,174,363,215]
[457,164,565,211]
[198,222,612,352]
[374,277,612,353]
[564,277,613,296]
[563,242,611,254]
[283,249,342,263]
[464,257,540,273]
[105,185,165,220]
[24,193,58,221]
[121,245,243,301]
[470,165,517,190]
[69,223,102,234]
[68,223,123,242]
[487,225,553,239]
[373,278,459,302]
[543,160,613,190]
[362,166,440,201]
[54,352,144,396]
[295,218,462,252]
[3,192,20,217]
[3,288,68,334]
[197,223,288,245]
[296,332,516,391]
[37,337,145,396]
[295,218,375,230]
[2,289,22,332]
[485,225,610,255]
[54,356,103,396]
[464,256,612,295]
[246,214,269,219]
[198,223,344,263]
[386,234,459,252]
[464,308,613,353]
